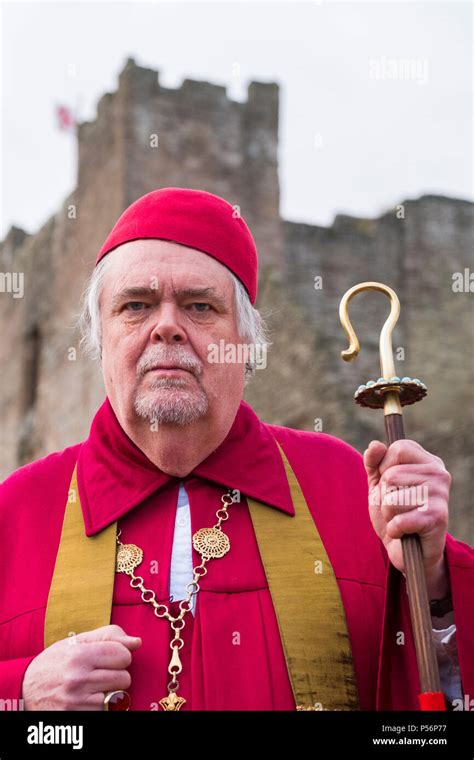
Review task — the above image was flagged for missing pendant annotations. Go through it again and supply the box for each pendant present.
[159,692,187,711]
[116,543,143,574]
[192,527,230,560]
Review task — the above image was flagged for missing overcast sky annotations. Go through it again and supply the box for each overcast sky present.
[0,0,472,240]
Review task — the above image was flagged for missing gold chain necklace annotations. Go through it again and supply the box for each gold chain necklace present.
[115,487,235,711]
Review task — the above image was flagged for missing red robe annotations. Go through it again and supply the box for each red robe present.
[1,398,473,710]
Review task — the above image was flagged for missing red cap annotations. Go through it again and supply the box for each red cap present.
[96,187,258,304]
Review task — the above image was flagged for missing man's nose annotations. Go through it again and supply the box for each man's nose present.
[149,303,187,344]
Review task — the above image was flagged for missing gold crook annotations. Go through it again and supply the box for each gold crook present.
[339,282,402,414]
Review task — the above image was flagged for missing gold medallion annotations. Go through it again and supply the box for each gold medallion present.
[159,692,187,711]
[113,489,234,713]
[192,527,230,560]
[116,543,143,574]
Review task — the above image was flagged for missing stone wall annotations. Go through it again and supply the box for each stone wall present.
[1,59,472,543]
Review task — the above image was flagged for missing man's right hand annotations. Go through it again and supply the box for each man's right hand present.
[22,624,142,710]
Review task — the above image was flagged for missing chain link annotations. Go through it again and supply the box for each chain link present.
[116,488,235,701]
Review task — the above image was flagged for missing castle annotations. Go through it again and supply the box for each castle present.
[1,58,472,541]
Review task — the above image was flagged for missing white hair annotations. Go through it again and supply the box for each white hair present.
[78,254,270,379]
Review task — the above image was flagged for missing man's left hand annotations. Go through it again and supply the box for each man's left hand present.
[364,439,451,600]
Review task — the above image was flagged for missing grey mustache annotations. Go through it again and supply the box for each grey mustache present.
[137,348,203,377]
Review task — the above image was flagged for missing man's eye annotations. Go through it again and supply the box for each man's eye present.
[190,303,211,312]
[124,302,147,312]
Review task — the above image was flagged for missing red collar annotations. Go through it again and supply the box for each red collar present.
[77,398,294,536]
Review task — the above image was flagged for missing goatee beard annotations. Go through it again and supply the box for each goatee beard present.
[134,377,209,426]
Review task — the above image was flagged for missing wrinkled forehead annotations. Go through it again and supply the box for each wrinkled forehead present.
[100,239,236,296]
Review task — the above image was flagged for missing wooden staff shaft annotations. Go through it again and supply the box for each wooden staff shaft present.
[385,412,442,694]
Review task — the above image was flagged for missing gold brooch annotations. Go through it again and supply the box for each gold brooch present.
[116,543,143,574]
[193,527,230,560]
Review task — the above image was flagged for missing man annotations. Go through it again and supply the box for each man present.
[0,188,472,711]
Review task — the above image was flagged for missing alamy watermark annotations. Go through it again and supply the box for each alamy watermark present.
[452,268,474,293]
[207,339,267,370]
[369,482,429,510]
[369,57,429,85]
[0,271,24,298]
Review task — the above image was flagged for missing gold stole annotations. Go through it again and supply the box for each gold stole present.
[44,442,359,711]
